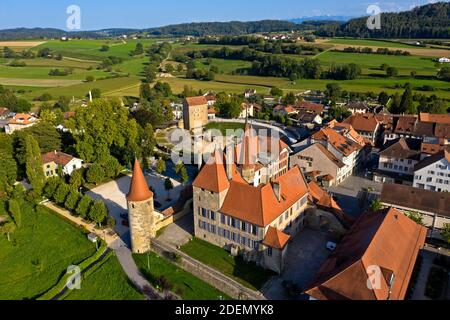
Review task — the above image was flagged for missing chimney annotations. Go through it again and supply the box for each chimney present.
[226,143,235,181]
[273,182,281,202]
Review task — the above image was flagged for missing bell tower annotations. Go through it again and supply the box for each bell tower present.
[127,159,155,253]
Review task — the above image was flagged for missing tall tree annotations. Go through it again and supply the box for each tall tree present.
[399,85,415,114]
[89,200,108,226]
[25,135,46,195]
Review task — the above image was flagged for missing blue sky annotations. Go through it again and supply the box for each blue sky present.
[0,0,446,30]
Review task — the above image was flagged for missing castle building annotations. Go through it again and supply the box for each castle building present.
[192,124,309,273]
[127,159,158,253]
[183,96,209,131]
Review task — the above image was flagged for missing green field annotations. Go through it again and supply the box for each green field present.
[64,254,144,300]
[33,39,158,61]
[317,51,438,76]
[180,238,275,291]
[0,202,96,300]
[195,58,252,74]
[134,252,230,300]
[205,122,245,135]
[324,38,422,48]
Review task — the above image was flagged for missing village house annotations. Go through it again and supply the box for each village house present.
[4,113,39,134]
[41,150,83,177]
[238,103,255,119]
[290,143,345,187]
[273,105,297,117]
[0,107,12,120]
[244,89,257,99]
[373,137,422,185]
[295,100,325,115]
[413,146,450,192]
[292,111,323,128]
[381,183,450,240]
[192,124,306,273]
[183,96,209,131]
[343,113,381,145]
[170,102,184,120]
[305,207,427,300]
[203,93,216,107]
[344,101,372,114]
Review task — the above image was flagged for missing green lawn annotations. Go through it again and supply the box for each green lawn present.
[64,254,144,300]
[0,202,97,300]
[205,122,245,135]
[180,238,275,291]
[0,64,109,80]
[134,252,230,300]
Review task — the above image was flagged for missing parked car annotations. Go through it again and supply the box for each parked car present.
[120,213,128,220]
[326,242,337,251]
[121,219,129,227]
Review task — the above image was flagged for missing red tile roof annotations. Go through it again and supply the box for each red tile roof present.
[305,208,427,300]
[419,113,450,125]
[41,150,75,166]
[185,96,208,106]
[127,159,153,202]
[193,149,230,193]
[312,128,362,157]
[8,113,38,125]
[0,107,10,117]
[296,101,324,114]
[343,113,379,133]
[220,166,309,227]
[263,227,290,249]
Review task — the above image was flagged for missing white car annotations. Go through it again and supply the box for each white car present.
[326,242,337,251]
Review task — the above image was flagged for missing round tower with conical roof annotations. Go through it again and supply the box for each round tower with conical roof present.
[127,159,155,253]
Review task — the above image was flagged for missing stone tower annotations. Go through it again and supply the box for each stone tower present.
[127,159,155,254]
[240,123,256,185]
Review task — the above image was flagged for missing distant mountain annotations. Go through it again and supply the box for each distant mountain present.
[316,2,450,38]
[289,16,355,23]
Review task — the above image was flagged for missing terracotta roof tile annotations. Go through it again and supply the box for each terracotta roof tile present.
[8,113,38,125]
[193,149,230,193]
[220,166,308,226]
[381,183,450,217]
[343,114,379,132]
[41,151,75,166]
[127,159,153,202]
[305,208,427,300]
[185,96,208,106]
[263,227,290,249]
[420,113,450,125]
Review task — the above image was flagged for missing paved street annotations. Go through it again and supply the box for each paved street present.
[263,229,332,300]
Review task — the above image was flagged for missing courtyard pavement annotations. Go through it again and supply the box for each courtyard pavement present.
[87,173,183,240]
[262,228,332,300]
[157,212,194,247]
[328,175,383,219]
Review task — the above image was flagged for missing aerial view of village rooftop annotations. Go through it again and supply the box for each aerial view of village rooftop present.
[0,0,449,314]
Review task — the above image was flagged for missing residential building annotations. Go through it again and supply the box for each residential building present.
[307,126,364,183]
[413,147,450,192]
[238,103,255,119]
[343,113,381,145]
[373,138,421,185]
[0,107,11,120]
[183,96,209,131]
[244,89,257,98]
[170,102,184,120]
[290,143,345,186]
[273,105,297,117]
[41,150,83,177]
[192,124,307,273]
[203,94,216,107]
[292,111,322,128]
[305,208,427,300]
[380,183,450,239]
[344,101,371,114]
[295,100,325,115]
[4,113,39,134]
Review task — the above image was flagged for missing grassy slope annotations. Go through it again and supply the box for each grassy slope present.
[64,254,144,300]
[0,203,96,300]
[323,38,422,48]
[180,238,274,291]
[134,252,230,300]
